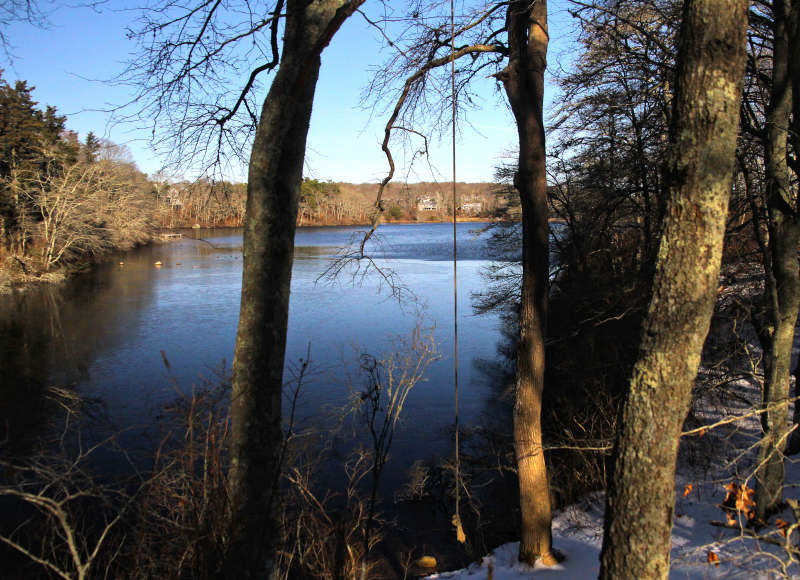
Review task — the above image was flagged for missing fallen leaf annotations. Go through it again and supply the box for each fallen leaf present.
[683,484,693,497]
[707,551,720,567]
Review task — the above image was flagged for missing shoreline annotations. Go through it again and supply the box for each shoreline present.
[175,215,564,230]
[0,217,567,290]
[177,216,501,230]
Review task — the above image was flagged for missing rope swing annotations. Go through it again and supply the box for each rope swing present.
[449,0,466,546]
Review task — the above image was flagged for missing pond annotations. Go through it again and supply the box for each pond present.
[0,222,511,490]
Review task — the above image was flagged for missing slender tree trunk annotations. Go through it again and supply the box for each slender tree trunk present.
[783,3,800,457]
[226,2,362,578]
[755,0,800,517]
[599,2,747,578]
[498,0,555,565]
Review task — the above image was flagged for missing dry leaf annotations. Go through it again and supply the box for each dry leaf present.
[776,518,789,537]
[416,556,437,569]
[707,551,720,567]
[719,482,757,524]
[683,484,693,497]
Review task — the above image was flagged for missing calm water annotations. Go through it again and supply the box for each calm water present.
[0,223,509,488]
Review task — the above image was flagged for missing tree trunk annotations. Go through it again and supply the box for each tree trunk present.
[498,0,555,565]
[599,2,747,578]
[783,2,800,458]
[755,0,800,517]
[226,2,362,578]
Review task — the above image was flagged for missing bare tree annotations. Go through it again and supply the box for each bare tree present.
[0,389,135,580]
[0,0,48,62]
[354,1,556,564]
[496,1,557,564]
[752,0,800,519]
[3,146,154,272]
[350,326,438,577]
[124,1,365,577]
[599,1,748,578]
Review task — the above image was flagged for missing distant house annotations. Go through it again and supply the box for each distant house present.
[417,196,438,211]
[161,183,186,209]
[165,194,183,209]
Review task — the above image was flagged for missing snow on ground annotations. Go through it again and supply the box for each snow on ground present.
[426,382,800,579]
[427,475,800,579]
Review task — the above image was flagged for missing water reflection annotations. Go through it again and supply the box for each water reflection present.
[0,289,55,454]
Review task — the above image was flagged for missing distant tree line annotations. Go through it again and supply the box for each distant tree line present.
[159,177,506,228]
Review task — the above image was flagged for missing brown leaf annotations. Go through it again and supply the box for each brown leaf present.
[415,556,437,569]
[707,551,720,567]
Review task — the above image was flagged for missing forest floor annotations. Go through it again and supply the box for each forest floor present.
[426,445,800,579]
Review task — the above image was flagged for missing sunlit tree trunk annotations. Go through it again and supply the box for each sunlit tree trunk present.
[498,0,555,565]
[227,1,363,577]
[599,1,747,578]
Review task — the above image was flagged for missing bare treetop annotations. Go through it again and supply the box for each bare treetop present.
[116,0,287,175]
[1,0,49,63]
[364,0,508,159]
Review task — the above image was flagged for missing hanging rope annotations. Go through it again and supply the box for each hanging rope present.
[450,0,466,546]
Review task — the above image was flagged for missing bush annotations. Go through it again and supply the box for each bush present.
[387,205,404,220]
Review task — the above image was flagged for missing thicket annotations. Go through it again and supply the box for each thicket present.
[0,73,158,282]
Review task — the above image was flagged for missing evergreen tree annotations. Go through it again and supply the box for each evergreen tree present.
[84,131,101,164]
[0,74,66,250]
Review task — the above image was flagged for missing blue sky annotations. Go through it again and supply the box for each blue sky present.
[3,0,578,183]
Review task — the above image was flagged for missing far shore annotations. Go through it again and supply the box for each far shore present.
[171,215,565,231]
[1,216,567,290]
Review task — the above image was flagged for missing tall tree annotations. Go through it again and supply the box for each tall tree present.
[753,0,800,518]
[553,0,684,275]
[497,0,556,564]
[599,0,748,578]
[355,2,556,563]
[125,1,364,577]
[787,0,800,456]
[228,2,364,576]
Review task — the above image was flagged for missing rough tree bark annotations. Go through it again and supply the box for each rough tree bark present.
[497,0,556,566]
[598,1,748,578]
[227,1,363,578]
[755,0,800,518]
